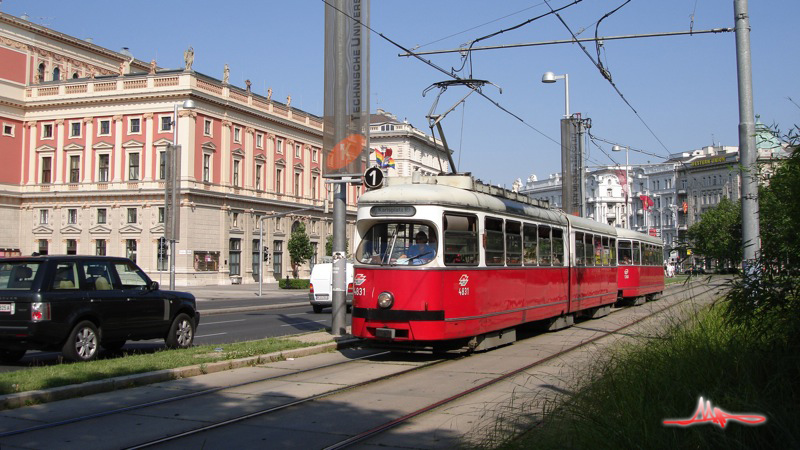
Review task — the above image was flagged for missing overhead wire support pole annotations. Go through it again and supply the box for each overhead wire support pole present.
[399,28,735,57]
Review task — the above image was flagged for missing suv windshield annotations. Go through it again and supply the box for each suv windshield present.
[0,262,42,290]
[357,222,437,266]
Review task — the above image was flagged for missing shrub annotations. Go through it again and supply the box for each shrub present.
[279,278,310,289]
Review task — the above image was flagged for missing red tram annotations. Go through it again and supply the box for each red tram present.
[615,228,665,305]
[351,175,663,351]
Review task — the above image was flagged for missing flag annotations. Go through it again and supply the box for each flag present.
[639,195,654,211]
[616,170,628,202]
[372,146,396,169]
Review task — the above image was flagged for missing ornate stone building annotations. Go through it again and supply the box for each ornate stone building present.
[0,12,361,285]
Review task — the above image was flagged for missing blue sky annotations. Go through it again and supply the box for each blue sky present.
[3,0,797,186]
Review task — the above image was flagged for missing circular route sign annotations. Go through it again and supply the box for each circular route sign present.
[363,167,384,189]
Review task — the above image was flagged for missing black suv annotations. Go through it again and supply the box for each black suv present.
[0,256,200,362]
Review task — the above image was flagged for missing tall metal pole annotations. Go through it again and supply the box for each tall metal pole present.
[734,0,760,265]
[563,73,570,118]
[169,104,178,290]
[625,147,630,229]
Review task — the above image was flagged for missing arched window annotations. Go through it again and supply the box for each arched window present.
[72,72,79,79]
[37,63,45,82]
[291,221,302,233]
[52,67,60,81]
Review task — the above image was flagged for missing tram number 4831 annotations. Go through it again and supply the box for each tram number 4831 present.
[458,287,470,296]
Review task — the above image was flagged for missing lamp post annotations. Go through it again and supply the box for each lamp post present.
[167,99,195,290]
[541,71,569,118]
[612,144,630,229]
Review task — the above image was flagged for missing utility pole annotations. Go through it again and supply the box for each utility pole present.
[734,0,760,268]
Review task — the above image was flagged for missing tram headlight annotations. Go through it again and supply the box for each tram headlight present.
[377,291,394,309]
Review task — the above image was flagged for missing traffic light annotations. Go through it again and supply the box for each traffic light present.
[263,246,269,262]
[158,239,168,257]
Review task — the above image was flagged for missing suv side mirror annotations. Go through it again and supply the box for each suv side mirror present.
[150,281,160,291]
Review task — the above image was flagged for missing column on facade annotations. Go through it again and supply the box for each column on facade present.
[112,115,123,182]
[54,119,65,183]
[304,144,312,202]
[25,121,37,185]
[81,117,93,183]
[285,139,295,196]
[266,133,276,194]
[244,127,254,188]
[179,110,196,182]
[221,120,232,186]
[142,113,154,181]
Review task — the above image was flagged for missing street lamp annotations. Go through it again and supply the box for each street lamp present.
[612,144,630,229]
[541,71,569,118]
[167,99,195,290]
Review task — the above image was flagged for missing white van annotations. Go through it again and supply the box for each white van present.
[308,262,354,313]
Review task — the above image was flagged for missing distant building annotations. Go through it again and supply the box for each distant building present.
[368,109,450,177]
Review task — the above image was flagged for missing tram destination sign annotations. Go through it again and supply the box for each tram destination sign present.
[370,206,416,217]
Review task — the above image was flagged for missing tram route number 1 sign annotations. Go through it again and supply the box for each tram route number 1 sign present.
[364,167,384,189]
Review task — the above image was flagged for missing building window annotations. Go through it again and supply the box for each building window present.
[294,172,301,196]
[129,117,141,134]
[69,155,81,183]
[128,153,140,180]
[312,176,318,199]
[97,208,107,224]
[312,148,318,162]
[41,156,52,184]
[252,239,261,279]
[160,116,172,132]
[295,144,301,158]
[2,124,14,136]
[98,154,109,182]
[126,239,137,263]
[38,239,48,255]
[272,240,283,278]
[67,209,78,224]
[276,139,283,154]
[98,119,111,136]
[276,168,283,193]
[193,251,220,271]
[42,123,53,139]
[157,237,168,270]
[204,119,212,136]
[233,160,240,187]
[229,239,241,276]
[37,63,45,82]
[39,209,49,225]
[159,151,166,180]
[52,67,60,81]
[127,208,137,224]
[256,133,263,148]
[66,239,77,255]
[96,239,106,256]
[255,163,263,190]
[203,154,211,182]
[158,207,165,223]
[310,242,318,270]
[232,212,239,228]
[233,127,241,143]
[70,121,81,138]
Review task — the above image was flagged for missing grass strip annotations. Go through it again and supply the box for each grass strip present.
[0,337,317,395]
[498,303,799,449]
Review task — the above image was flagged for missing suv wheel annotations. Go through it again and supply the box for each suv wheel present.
[166,313,195,349]
[0,349,26,363]
[62,321,99,362]
[312,305,323,314]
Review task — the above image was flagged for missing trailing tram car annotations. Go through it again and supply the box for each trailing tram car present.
[351,174,663,351]
[615,228,665,305]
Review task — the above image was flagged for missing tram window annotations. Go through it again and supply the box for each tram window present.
[594,235,603,266]
[355,222,437,266]
[610,238,616,265]
[505,221,522,265]
[523,224,537,265]
[443,214,478,266]
[618,240,632,265]
[633,241,641,265]
[574,232,585,266]
[485,217,504,266]
[602,236,610,266]
[584,233,594,266]
[552,229,564,266]
[538,225,551,266]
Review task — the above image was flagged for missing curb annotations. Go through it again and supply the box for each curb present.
[0,336,361,411]
[199,301,307,316]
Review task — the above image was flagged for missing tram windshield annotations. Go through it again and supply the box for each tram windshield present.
[357,222,437,266]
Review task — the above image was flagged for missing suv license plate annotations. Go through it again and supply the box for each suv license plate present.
[0,303,14,314]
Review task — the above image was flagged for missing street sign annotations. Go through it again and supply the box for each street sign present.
[363,167,384,189]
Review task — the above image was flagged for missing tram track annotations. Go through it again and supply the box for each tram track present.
[0,278,723,449]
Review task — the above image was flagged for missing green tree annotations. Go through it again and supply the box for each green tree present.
[759,140,800,268]
[287,223,313,279]
[686,197,742,269]
[325,234,349,257]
